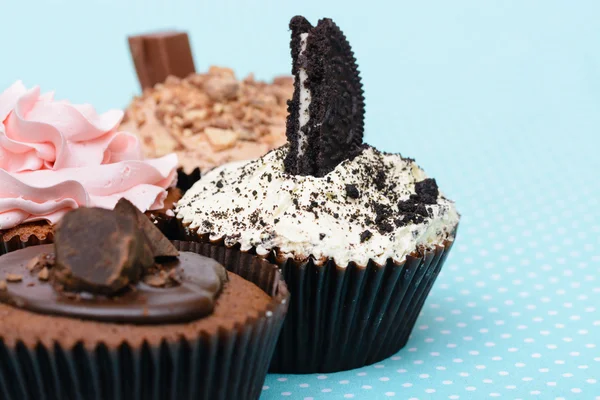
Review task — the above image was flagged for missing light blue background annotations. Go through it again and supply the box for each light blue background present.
[2,1,599,399]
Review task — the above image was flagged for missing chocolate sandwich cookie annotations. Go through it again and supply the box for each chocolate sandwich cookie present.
[0,201,288,399]
[285,16,365,177]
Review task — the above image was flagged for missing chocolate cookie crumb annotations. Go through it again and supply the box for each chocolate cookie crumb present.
[345,184,360,199]
[360,230,373,243]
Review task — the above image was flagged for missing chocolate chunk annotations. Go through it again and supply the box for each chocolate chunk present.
[53,208,153,296]
[415,178,439,204]
[128,31,196,90]
[284,16,365,177]
[115,198,179,258]
[345,184,360,199]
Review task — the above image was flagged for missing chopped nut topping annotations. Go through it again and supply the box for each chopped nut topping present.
[121,66,293,173]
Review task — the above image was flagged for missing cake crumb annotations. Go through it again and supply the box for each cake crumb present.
[6,273,23,282]
[0,280,6,291]
[38,267,50,281]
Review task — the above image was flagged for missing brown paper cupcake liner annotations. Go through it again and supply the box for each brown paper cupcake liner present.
[180,224,454,373]
[0,241,289,400]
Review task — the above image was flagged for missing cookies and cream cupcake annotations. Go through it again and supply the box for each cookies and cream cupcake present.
[177,16,459,372]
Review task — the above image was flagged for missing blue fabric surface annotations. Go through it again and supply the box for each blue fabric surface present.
[1,1,599,399]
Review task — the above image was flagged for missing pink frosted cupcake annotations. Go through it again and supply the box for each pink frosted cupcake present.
[0,81,178,253]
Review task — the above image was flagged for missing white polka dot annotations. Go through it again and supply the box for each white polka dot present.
[343,394,354,398]
[449,396,460,400]
[466,386,476,391]
[443,380,453,385]
[281,392,292,397]
[571,388,582,393]
[339,380,349,384]
[499,371,509,376]
[317,375,327,380]
[379,377,390,382]
[522,377,533,381]
[385,393,396,397]
[490,393,501,397]
[299,383,309,388]
[374,364,385,369]
[262,386,269,391]
[361,385,371,389]
[460,372,470,377]
[356,372,367,376]
[402,383,412,388]
[587,379,597,384]
[425,388,436,393]
[277,377,288,382]
[321,388,332,393]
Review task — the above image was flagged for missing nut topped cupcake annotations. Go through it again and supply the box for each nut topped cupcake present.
[177,16,459,372]
[121,66,293,174]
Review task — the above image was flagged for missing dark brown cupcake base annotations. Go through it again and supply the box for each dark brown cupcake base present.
[0,241,289,400]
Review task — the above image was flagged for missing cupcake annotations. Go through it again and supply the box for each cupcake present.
[176,16,460,373]
[0,81,179,253]
[0,199,288,399]
[120,66,293,174]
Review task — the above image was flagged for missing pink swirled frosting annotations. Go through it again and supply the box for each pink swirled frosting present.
[0,81,178,230]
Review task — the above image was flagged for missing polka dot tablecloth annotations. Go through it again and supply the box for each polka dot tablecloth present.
[258,68,600,399]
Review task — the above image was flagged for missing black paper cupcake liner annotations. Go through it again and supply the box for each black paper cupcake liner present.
[0,231,54,256]
[180,223,454,373]
[0,241,289,400]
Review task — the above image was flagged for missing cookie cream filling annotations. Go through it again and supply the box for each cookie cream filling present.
[297,33,311,157]
[176,146,459,267]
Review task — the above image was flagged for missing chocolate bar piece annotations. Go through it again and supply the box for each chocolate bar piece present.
[128,31,196,90]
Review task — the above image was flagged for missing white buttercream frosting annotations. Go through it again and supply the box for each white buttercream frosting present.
[176,145,459,266]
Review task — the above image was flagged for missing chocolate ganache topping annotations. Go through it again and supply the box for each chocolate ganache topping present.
[0,199,227,324]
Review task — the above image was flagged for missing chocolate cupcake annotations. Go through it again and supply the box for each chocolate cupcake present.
[0,200,288,399]
[0,81,179,254]
[176,16,460,373]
